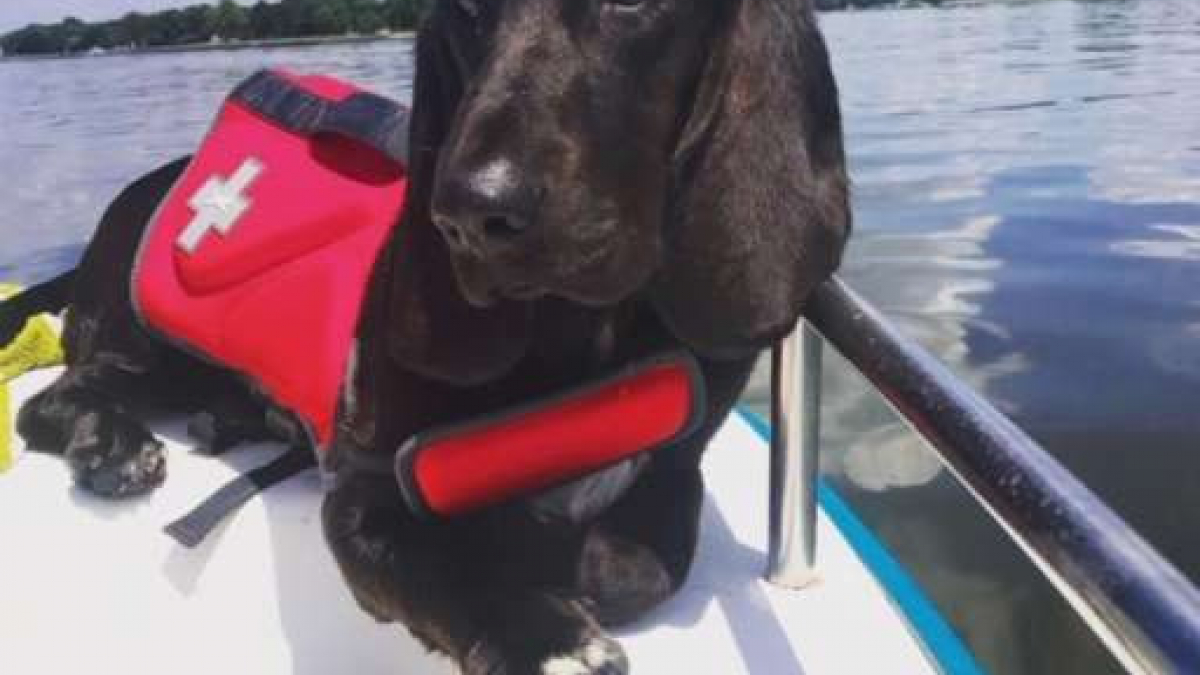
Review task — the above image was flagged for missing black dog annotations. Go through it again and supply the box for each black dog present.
[9,0,849,672]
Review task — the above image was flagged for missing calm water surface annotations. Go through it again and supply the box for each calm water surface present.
[2,1,1198,673]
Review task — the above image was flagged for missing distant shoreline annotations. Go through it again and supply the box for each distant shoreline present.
[0,33,413,63]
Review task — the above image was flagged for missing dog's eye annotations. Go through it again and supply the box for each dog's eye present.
[457,0,482,19]
[603,0,646,14]
[455,0,492,37]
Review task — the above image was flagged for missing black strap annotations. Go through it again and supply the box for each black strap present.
[230,70,410,165]
[164,446,315,548]
[0,268,76,346]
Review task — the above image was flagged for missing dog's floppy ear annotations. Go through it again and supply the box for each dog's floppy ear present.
[385,17,533,386]
[652,0,851,360]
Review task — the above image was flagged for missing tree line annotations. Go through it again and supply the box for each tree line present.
[1,0,430,56]
[814,0,946,8]
[1,0,954,57]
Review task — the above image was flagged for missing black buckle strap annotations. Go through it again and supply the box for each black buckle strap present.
[164,446,315,548]
[0,269,75,347]
[230,70,410,165]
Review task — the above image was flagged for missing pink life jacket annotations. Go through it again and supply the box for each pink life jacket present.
[132,70,410,451]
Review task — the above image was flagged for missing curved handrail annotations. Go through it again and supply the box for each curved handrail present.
[767,276,1200,675]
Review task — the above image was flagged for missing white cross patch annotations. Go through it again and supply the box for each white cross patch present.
[176,157,265,254]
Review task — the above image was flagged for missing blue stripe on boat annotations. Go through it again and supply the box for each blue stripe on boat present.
[737,408,988,675]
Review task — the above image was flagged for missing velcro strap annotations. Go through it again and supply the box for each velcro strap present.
[230,70,409,164]
[164,446,315,548]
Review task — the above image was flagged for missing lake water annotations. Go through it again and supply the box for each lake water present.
[1,1,1198,672]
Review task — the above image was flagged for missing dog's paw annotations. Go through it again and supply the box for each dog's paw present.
[578,526,674,628]
[463,595,630,675]
[65,411,166,498]
[540,635,628,675]
[465,634,628,675]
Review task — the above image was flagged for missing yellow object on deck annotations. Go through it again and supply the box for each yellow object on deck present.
[0,284,64,471]
[0,385,11,472]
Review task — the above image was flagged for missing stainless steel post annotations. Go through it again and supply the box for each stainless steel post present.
[766,321,822,588]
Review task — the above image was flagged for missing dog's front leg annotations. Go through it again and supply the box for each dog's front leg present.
[574,352,758,626]
[19,359,167,497]
[323,472,628,675]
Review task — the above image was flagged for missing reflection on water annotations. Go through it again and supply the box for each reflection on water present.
[1,2,1199,673]
[805,1,1200,673]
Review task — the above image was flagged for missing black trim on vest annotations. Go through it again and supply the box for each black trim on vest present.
[164,446,316,548]
[231,70,410,165]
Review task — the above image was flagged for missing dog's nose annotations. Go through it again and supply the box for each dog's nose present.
[433,158,540,257]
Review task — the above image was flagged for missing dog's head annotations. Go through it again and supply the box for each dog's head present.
[430,0,723,309]
[390,0,850,382]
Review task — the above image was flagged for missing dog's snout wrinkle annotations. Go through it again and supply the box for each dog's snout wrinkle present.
[470,158,521,201]
[432,211,475,254]
[433,157,543,257]
[469,159,537,236]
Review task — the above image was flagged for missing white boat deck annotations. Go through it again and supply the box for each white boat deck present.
[1,366,936,675]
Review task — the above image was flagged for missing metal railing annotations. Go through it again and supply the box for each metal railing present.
[764,276,1200,675]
